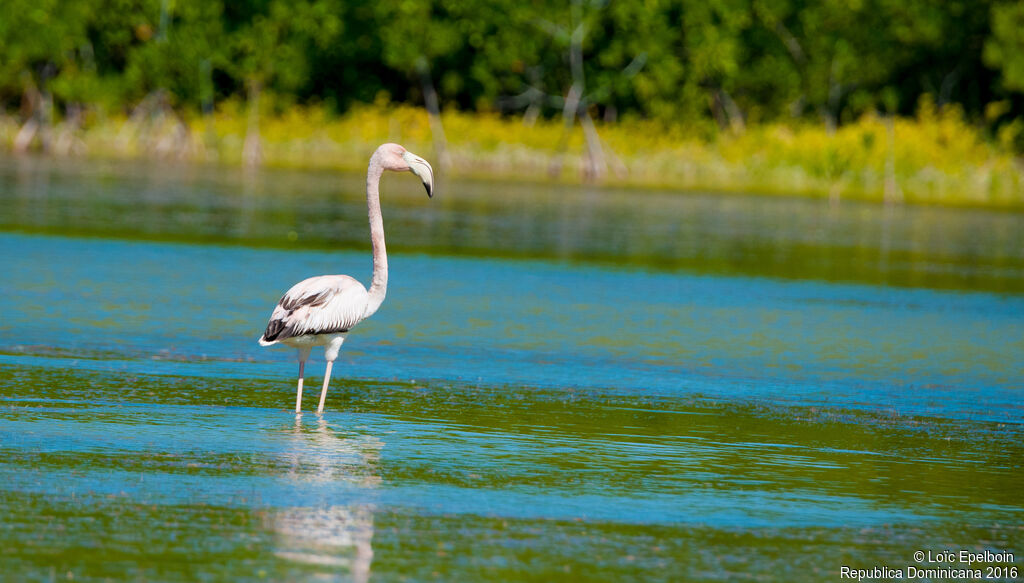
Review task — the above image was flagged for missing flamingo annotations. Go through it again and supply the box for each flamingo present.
[259,143,434,414]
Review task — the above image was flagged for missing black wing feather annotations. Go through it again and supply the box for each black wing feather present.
[262,289,338,342]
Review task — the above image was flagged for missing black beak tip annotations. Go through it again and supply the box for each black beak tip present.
[424,183,433,198]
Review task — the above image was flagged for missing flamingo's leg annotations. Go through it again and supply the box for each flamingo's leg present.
[317,336,345,415]
[317,360,333,415]
[295,347,311,413]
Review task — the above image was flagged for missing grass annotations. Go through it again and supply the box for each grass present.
[2,96,1022,208]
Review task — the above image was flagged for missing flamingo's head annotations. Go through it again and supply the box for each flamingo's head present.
[379,143,434,198]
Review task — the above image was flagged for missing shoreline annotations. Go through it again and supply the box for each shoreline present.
[2,102,1022,210]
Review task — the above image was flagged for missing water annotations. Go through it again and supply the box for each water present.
[1,157,1022,581]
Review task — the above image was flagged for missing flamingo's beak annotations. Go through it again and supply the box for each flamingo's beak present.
[402,151,434,198]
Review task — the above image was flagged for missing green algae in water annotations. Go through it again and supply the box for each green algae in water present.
[0,160,1022,582]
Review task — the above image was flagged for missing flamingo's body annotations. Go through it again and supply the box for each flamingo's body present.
[259,143,434,413]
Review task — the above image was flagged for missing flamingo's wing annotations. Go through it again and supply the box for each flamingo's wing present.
[259,275,369,344]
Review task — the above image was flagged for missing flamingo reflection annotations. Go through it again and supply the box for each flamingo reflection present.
[271,414,383,582]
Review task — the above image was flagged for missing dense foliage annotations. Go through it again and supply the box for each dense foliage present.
[1,0,1023,142]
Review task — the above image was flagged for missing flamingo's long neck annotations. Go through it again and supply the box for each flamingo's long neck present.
[364,153,387,318]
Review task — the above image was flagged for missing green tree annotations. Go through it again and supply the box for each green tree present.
[373,0,469,168]
[223,0,343,165]
[985,1,1024,92]
[118,0,227,109]
[0,0,93,151]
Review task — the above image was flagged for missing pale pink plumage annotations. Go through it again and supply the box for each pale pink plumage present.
[259,143,434,414]
[259,275,369,346]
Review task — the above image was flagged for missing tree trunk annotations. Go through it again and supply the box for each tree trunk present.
[54,103,85,156]
[243,79,264,168]
[200,58,216,159]
[13,82,52,153]
[822,56,841,134]
[579,110,606,182]
[883,116,900,205]
[548,82,582,179]
[938,65,962,108]
[522,101,541,127]
[719,89,745,134]
[550,7,587,179]
[13,118,39,153]
[417,60,451,171]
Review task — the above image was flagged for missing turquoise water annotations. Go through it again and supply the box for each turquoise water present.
[1,158,1022,581]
